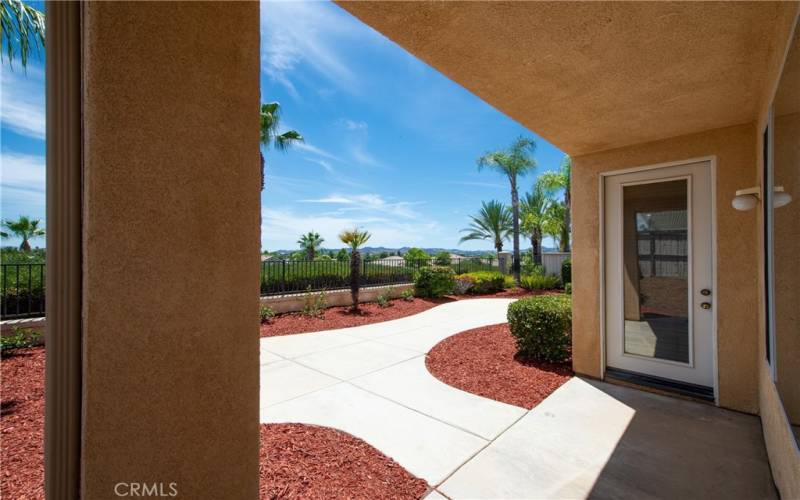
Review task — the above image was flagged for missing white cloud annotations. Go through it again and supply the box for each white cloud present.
[1,67,46,139]
[341,119,368,132]
[304,157,334,173]
[294,141,341,162]
[1,152,46,215]
[261,1,363,98]
[447,180,507,189]
[298,193,421,219]
[261,206,439,250]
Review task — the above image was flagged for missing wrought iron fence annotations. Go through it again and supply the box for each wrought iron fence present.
[1,263,46,319]
[260,257,498,296]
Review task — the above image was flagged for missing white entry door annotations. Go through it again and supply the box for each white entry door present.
[604,161,714,390]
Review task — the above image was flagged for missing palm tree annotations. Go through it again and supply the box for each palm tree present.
[521,184,549,265]
[338,228,371,311]
[542,201,569,252]
[477,136,537,283]
[1,216,45,252]
[260,102,304,190]
[459,200,513,260]
[1,0,45,69]
[297,231,324,260]
[537,155,572,251]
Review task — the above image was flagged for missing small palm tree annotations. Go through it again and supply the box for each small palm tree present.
[297,231,324,260]
[477,136,537,283]
[459,200,513,260]
[521,184,550,265]
[260,102,304,190]
[1,216,45,252]
[1,0,45,69]
[338,228,371,311]
[537,155,572,251]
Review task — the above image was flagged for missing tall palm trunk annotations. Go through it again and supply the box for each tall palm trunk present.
[531,229,542,265]
[509,180,521,284]
[20,238,31,252]
[350,250,361,311]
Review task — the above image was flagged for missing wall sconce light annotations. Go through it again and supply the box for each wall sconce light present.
[731,186,793,211]
[732,187,760,211]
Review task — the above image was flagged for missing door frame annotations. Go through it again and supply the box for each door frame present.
[598,156,719,404]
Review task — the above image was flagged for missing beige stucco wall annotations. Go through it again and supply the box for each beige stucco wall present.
[81,3,261,498]
[261,284,414,314]
[572,123,759,413]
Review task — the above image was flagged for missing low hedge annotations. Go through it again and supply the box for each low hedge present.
[520,274,560,290]
[414,265,455,298]
[507,295,572,362]
[454,271,505,294]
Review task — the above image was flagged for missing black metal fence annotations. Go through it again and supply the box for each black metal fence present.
[0,258,502,317]
[260,257,499,296]
[1,263,46,319]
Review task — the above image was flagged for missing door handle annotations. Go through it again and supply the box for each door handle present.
[700,289,712,296]
[701,302,712,310]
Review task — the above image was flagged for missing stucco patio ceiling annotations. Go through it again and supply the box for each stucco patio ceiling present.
[338,1,793,155]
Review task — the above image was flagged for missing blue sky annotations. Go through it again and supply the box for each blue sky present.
[1,1,565,251]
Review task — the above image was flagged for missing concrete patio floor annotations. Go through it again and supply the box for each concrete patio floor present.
[260,299,776,499]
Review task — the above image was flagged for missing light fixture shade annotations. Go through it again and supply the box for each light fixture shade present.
[732,194,758,211]
[774,191,792,208]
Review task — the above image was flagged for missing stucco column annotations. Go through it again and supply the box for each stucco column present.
[80,3,260,498]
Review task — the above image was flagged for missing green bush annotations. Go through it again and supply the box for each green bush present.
[453,274,475,295]
[455,271,505,294]
[520,274,561,290]
[503,275,516,289]
[401,289,414,301]
[259,305,275,323]
[521,254,544,277]
[376,294,390,308]
[434,251,451,266]
[1,327,42,351]
[561,258,572,285]
[507,295,572,362]
[301,288,327,318]
[414,266,455,298]
[565,283,572,295]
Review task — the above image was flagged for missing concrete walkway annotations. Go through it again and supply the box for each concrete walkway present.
[260,299,776,499]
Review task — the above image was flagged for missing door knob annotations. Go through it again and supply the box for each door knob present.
[701,302,712,310]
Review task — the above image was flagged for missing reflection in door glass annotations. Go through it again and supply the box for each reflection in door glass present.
[623,180,689,363]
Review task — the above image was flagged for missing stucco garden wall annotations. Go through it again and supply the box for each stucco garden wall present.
[571,123,759,413]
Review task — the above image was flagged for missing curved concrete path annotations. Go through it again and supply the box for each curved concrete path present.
[260,299,776,499]
[260,299,524,487]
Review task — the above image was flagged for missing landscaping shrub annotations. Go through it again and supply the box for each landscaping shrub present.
[507,295,572,362]
[453,275,475,295]
[434,251,451,266]
[565,283,572,295]
[520,274,561,290]
[503,275,516,289]
[1,327,42,351]
[401,289,414,301]
[376,294,390,308]
[414,266,455,298]
[561,258,572,285]
[521,254,544,277]
[301,287,327,318]
[455,271,505,294]
[259,305,275,323]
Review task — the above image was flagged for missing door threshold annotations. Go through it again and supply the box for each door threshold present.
[605,367,715,403]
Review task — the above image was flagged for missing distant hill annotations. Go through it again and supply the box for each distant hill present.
[266,246,560,256]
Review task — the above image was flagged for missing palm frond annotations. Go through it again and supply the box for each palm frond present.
[1,0,45,70]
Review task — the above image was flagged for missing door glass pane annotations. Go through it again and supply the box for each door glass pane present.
[622,180,689,363]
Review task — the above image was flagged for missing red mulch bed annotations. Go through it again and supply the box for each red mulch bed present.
[2,348,429,499]
[260,288,553,337]
[1,347,45,500]
[260,423,429,499]
[426,323,572,409]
